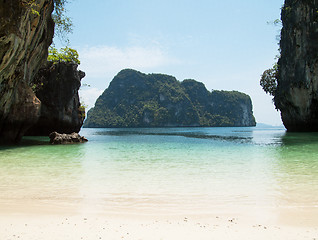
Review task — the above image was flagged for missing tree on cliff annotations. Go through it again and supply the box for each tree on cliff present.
[25,0,72,43]
[48,1,80,65]
[260,63,278,96]
[48,46,80,64]
[53,0,72,43]
[260,6,282,98]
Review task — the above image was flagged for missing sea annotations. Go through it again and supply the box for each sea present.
[0,125,318,224]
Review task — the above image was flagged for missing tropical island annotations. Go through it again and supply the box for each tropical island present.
[84,69,256,128]
[1,1,318,240]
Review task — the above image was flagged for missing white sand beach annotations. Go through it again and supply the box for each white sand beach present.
[1,203,318,240]
[1,213,317,240]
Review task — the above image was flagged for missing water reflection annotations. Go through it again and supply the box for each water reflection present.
[0,136,50,151]
[92,127,255,144]
[0,142,87,214]
[280,132,318,146]
[270,132,318,225]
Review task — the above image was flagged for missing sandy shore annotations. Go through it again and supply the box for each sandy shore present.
[1,212,317,240]
[1,198,317,239]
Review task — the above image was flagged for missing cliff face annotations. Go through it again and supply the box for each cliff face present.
[26,62,85,136]
[182,80,256,127]
[84,69,256,128]
[84,69,199,128]
[0,0,54,142]
[275,0,318,131]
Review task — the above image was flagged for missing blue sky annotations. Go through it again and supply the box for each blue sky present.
[61,0,284,125]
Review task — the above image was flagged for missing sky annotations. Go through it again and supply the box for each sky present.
[60,0,284,126]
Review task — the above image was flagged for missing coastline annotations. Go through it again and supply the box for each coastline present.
[1,200,318,240]
[1,127,318,239]
[1,211,317,240]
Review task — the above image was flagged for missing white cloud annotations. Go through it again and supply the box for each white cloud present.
[77,45,180,111]
[78,45,180,79]
[79,87,103,111]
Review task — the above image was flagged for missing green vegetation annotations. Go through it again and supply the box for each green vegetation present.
[23,0,78,63]
[260,63,278,96]
[52,0,73,43]
[260,3,283,98]
[23,0,72,41]
[78,105,86,119]
[22,0,40,16]
[48,1,81,65]
[48,46,80,64]
[84,69,256,128]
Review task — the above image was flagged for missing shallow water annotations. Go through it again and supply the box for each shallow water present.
[0,126,318,223]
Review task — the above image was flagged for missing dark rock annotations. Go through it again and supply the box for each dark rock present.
[26,62,86,136]
[275,0,318,131]
[0,0,54,143]
[84,69,256,128]
[49,132,88,144]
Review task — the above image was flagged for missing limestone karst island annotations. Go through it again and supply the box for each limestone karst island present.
[84,69,256,128]
[1,1,318,240]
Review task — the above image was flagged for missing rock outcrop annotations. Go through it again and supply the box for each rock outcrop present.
[182,80,256,127]
[275,0,318,131]
[49,131,88,144]
[26,62,86,136]
[0,0,54,142]
[84,69,256,128]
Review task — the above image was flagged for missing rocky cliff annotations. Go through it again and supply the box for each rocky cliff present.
[84,69,256,128]
[182,80,256,127]
[0,0,54,142]
[275,0,318,131]
[26,62,85,136]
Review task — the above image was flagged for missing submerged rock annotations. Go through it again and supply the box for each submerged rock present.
[49,132,88,144]
[26,62,86,136]
[275,0,318,131]
[0,0,54,143]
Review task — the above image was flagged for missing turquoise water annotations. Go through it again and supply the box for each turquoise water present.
[0,126,318,218]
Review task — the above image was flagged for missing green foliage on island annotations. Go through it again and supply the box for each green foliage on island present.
[84,69,256,128]
[260,63,278,96]
[23,0,72,42]
[48,46,80,64]
[22,0,40,16]
[52,0,73,43]
[261,2,282,98]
